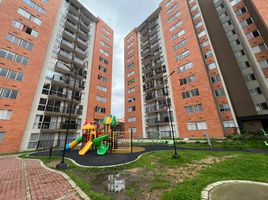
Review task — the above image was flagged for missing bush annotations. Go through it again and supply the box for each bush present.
[226,131,266,141]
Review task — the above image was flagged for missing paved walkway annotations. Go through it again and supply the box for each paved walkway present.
[0,157,83,200]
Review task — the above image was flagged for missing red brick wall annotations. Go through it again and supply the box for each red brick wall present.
[86,18,113,122]
[124,30,143,138]
[0,0,61,153]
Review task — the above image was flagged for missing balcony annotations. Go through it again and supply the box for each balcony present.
[65,20,77,32]
[54,62,71,75]
[63,29,76,41]
[42,104,82,117]
[78,28,88,41]
[80,21,90,32]
[39,121,79,133]
[75,46,87,59]
[73,57,85,68]
[67,11,79,23]
[61,39,74,51]
[69,3,79,15]
[51,74,69,87]
[77,37,88,48]
[58,50,73,63]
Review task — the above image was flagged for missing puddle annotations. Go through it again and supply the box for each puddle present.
[107,173,126,192]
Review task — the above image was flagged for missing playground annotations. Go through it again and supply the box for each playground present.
[25,115,268,200]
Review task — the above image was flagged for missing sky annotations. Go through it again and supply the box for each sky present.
[80,0,162,118]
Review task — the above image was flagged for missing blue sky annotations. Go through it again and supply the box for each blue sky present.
[80,0,162,118]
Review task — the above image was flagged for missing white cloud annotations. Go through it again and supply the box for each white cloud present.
[80,0,162,118]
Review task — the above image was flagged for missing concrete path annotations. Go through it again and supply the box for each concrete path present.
[0,157,85,200]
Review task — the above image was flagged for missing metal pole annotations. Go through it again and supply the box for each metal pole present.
[56,71,77,170]
[164,71,178,159]
[131,129,133,153]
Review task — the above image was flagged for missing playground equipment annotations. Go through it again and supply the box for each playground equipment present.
[66,114,118,156]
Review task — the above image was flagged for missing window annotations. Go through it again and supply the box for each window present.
[187,121,208,130]
[168,12,181,23]
[127,71,135,77]
[128,79,135,85]
[166,3,178,15]
[252,43,267,54]
[249,87,262,96]
[0,132,4,143]
[99,56,108,64]
[179,74,196,85]
[99,65,108,73]
[230,39,241,47]
[95,106,106,113]
[244,74,256,82]
[12,20,38,37]
[255,102,268,111]
[6,34,34,50]
[198,30,206,38]
[218,104,230,112]
[223,20,232,27]
[240,18,253,28]
[101,33,110,42]
[223,120,236,128]
[185,104,203,113]
[127,63,134,69]
[214,88,225,96]
[98,74,108,82]
[128,87,135,94]
[17,8,42,26]
[210,74,221,83]
[190,4,198,12]
[177,62,193,72]
[128,117,136,122]
[171,29,185,41]
[0,110,12,120]
[0,67,24,81]
[246,30,260,40]
[128,97,136,103]
[128,128,137,133]
[41,0,48,3]
[235,6,247,16]
[169,20,183,32]
[208,62,217,70]
[201,40,209,48]
[103,27,111,35]
[128,106,136,112]
[259,60,268,69]
[230,0,242,6]
[0,49,29,65]
[240,61,250,69]
[23,0,45,14]
[234,50,245,58]
[192,12,200,20]
[96,95,107,103]
[100,48,109,57]
[204,51,213,59]
[173,39,187,51]
[97,85,107,92]
[0,88,18,99]
[182,88,199,99]
[176,50,190,61]
[165,0,174,7]
[100,41,109,48]
[195,21,203,28]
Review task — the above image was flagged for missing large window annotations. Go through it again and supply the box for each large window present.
[96,95,107,103]
[0,67,24,81]
[169,20,183,32]
[0,49,29,65]
[17,8,42,26]
[176,50,190,61]
[97,85,107,92]
[187,121,208,130]
[168,12,181,23]
[166,3,178,15]
[214,88,225,97]
[23,0,45,14]
[0,110,12,120]
[218,104,230,112]
[128,87,135,94]
[128,79,135,85]
[179,74,196,85]
[128,117,136,122]
[177,62,193,72]
[182,88,199,99]
[0,132,4,143]
[12,20,38,37]
[223,120,236,128]
[184,104,203,113]
[128,106,136,112]
[100,48,109,57]
[99,56,108,64]
[173,39,187,51]
[6,33,33,51]
[171,29,185,41]
[95,106,106,113]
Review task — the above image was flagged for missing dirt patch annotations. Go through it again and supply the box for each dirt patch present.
[68,155,236,200]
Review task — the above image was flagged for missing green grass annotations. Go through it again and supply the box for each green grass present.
[25,145,268,200]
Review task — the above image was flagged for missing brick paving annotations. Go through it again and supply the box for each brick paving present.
[0,157,81,200]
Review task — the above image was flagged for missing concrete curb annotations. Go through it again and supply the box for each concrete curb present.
[201,180,268,200]
[17,157,90,200]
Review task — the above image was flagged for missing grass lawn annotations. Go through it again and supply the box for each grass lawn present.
[28,147,268,200]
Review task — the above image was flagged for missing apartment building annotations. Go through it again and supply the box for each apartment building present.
[0,0,113,153]
[124,0,268,139]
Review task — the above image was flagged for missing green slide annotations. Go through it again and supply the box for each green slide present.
[93,134,109,156]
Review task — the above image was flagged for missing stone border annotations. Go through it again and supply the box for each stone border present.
[17,157,90,200]
[201,180,268,200]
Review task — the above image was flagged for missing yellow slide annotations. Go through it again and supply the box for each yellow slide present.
[79,141,93,156]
